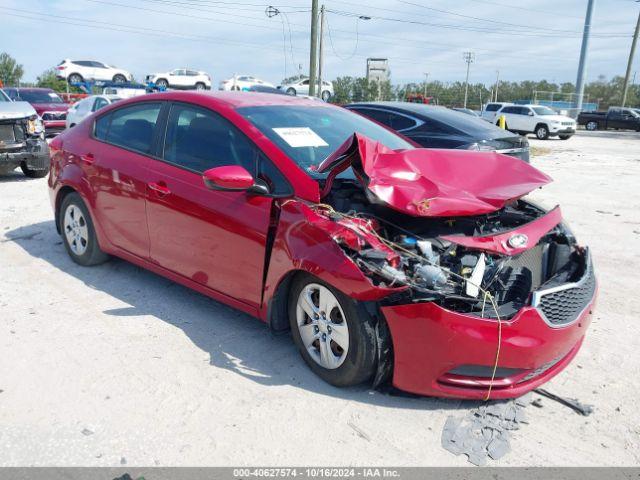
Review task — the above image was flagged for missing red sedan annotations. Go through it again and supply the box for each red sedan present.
[48,92,596,399]
[3,87,69,136]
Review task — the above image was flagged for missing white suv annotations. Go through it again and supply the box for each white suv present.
[145,69,211,90]
[497,104,576,140]
[55,59,133,84]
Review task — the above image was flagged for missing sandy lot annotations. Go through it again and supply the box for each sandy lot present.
[0,130,638,466]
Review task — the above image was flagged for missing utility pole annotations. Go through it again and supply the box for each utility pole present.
[622,5,640,107]
[493,70,500,102]
[575,0,596,113]
[317,5,325,99]
[308,0,319,97]
[463,52,474,108]
[423,72,429,97]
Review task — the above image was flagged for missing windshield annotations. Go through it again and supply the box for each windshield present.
[0,89,10,102]
[18,90,64,104]
[532,106,557,116]
[237,105,413,178]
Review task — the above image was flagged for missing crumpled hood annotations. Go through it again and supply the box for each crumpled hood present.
[0,101,37,120]
[317,133,551,217]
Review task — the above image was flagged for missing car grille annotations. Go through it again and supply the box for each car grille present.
[42,112,67,121]
[532,251,595,327]
[0,124,15,142]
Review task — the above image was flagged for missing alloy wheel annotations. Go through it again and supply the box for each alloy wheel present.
[536,127,547,139]
[295,283,349,369]
[63,204,89,256]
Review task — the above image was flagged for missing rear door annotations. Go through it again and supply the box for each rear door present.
[89,101,163,258]
[145,101,287,307]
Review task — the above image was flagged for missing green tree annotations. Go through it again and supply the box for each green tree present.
[36,68,70,92]
[0,52,24,87]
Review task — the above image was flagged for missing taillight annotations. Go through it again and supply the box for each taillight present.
[57,66,66,70]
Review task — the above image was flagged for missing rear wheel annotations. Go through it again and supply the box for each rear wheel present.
[286,87,296,96]
[289,274,377,387]
[585,121,598,131]
[321,90,331,102]
[59,193,109,266]
[112,74,127,83]
[68,73,83,84]
[535,124,549,140]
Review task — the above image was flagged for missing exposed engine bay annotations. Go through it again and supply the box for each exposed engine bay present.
[315,178,587,319]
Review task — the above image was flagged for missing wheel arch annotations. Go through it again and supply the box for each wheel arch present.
[535,122,549,131]
[54,185,77,234]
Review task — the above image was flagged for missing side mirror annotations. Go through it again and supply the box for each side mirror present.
[528,111,534,116]
[202,165,268,194]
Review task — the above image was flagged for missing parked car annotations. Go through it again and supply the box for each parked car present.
[280,78,334,101]
[496,104,576,140]
[345,102,530,161]
[3,87,69,136]
[578,106,640,131]
[0,88,49,178]
[453,107,480,117]
[481,102,513,122]
[55,59,133,84]
[66,95,122,128]
[48,91,596,399]
[219,75,274,91]
[145,69,211,90]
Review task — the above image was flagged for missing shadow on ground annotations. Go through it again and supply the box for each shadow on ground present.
[5,220,475,412]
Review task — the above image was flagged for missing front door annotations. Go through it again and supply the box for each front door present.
[145,102,275,307]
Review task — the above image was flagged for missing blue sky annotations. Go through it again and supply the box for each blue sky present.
[1,0,639,86]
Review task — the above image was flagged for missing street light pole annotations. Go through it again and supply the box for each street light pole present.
[494,70,500,102]
[575,0,596,113]
[622,5,640,107]
[463,52,474,108]
[308,0,319,97]
[423,72,429,97]
[317,4,325,99]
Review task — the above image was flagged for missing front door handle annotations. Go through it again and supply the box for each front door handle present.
[148,181,171,196]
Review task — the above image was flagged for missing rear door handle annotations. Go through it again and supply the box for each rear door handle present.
[80,153,95,164]
[148,181,171,196]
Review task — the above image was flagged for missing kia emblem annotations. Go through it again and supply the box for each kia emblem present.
[508,233,528,249]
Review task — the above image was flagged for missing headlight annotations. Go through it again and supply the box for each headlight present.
[463,142,496,152]
[27,115,44,135]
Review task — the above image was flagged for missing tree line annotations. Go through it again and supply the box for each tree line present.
[2,52,638,110]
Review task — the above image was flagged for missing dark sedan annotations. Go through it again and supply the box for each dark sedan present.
[345,102,530,162]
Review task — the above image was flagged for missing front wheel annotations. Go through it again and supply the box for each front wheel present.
[20,163,49,178]
[289,274,377,387]
[195,82,206,91]
[156,79,169,89]
[585,121,598,131]
[286,87,296,96]
[321,90,331,102]
[535,125,549,140]
[59,193,109,266]
[112,74,127,83]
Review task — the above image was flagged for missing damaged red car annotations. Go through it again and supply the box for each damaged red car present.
[48,92,596,399]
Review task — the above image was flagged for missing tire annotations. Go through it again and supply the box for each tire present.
[195,82,206,91]
[112,74,127,83]
[321,90,331,102]
[286,87,297,96]
[59,193,109,266]
[156,78,169,89]
[20,163,49,178]
[535,124,549,140]
[585,121,598,131]
[68,73,83,84]
[288,273,377,387]
[559,135,572,140]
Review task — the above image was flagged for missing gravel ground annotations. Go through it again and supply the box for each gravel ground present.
[0,130,638,466]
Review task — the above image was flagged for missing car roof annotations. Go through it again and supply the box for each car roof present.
[135,91,328,109]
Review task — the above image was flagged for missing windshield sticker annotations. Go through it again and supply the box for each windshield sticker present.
[273,127,328,148]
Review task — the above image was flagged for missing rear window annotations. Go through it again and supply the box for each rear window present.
[485,104,501,112]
